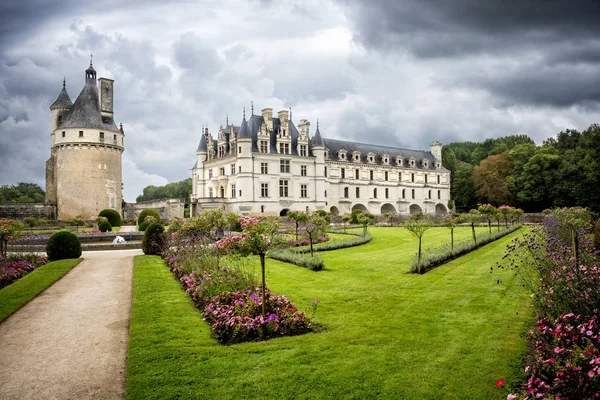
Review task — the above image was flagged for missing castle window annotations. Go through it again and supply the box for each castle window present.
[324,151,328,158]
[231,164,236,175]
[425,174,428,184]
[324,167,327,177]
[428,189,431,199]
[239,146,242,153]
[220,186,225,197]
[231,184,237,198]
[344,187,349,198]
[280,159,290,173]
[279,180,289,197]
[58,115,62,123]
[423,159,429,168]
[373,188,377,198]
[261,162,268,174]
[402,189,406,198]
[220,167,225,176]
[300,145,307,157]
[385,188,389,199]
[397,157,403,166]
[385,171,388,181]
[411,173,415,182]
[301,165,307,176]
[355,169,359,179]
[261,205,265,213]
[208,187,213,198]
[411,189,415,199]
[209,169,213,179]
[62,131,65,138]
[370,170,374,180]
[239,190,242,197]
[239,166,242,173]
[300,184,308,198]
[356,187,360,198]
[113,134,117,141]
[437,175,441,184]
[260,141,268,153]
[438,190,441,199]
[79,131,83,137]
[261,183,269,197]
[341,168,345,179]
[99,132,104,139]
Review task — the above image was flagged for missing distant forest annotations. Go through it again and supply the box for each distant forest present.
[0,183,45,203]
[136,178,192,202]
[444,124,600,212]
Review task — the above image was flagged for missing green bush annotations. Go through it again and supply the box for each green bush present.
[142,223,167,255]
[98,220,112,232]
[46,231,82,261]
[138,209,161,226]
[268,250,325,271]
[409,224,522,274]
[98,209,122,227]
[138,221,151,232]
[23,217,37,227]
[594,218,600,251]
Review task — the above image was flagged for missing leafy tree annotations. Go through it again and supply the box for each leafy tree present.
[287,211,309,240]
[442,214,462,249]
[66,216,85,233]
[305,212,329,257]
[0,183,45,203]
[341,214,352,233]
[477,204,497,233]
[383,212,396,226]
[452,161,476,211]
[463,210,481,244]
[356,211,374,236]
[473,153,514,206]
[136,178,193,202]
[403,214,432,274]
[0,219,24,257]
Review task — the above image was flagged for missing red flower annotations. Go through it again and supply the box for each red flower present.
[495,379,505,387]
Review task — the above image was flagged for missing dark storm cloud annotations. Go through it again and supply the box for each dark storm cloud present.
[340,0,600,108]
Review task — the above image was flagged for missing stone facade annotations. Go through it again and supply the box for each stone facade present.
[123,199,186,221]
[46,61,124,220]
[191,107,450,217]
[0,204,56,220]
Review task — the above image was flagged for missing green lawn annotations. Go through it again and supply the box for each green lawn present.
[0,258,83,322]
[128,226,530,399]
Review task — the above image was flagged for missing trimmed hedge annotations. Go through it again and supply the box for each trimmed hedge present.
[142,223,167,255]
[138,221,150,232]
[46,231,82,261]
[410,224,522,274]
[138,208,161,226]
[98,209,122,227]
[268,232,372,271]
[98,220,112,232]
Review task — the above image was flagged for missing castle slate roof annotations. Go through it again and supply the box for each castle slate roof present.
[50,83,72,108]
[312,125,324,146]
[197,133,207,151]
[322,138,442,170]
[60,68,119,131]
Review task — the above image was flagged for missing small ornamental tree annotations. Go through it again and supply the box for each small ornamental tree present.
[356,211,374,236]
[442,213,462,250]
[217,216,280,317]
[477,204,496,233]
[403,214,432,274]
[498,205,512,227]
[306,212,329,256]
[67,216,85,233]
[0,219,24,258]
[287,211,309,240]
[463,210,481,244]
[492,208,503,231]
[550,207,592,268]
[342,214,352,233]
[23,217,37,228]
[383,212,395,226]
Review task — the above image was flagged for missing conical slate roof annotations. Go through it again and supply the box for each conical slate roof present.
[61,70,118,131]
[197,133,207,152]
[50,82,72,108]
[312,124,324,146]
[238,116,251,138]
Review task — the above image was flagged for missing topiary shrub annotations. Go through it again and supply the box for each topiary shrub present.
[138,221,150,232]
[46,231,82,261]
[98,209,122,227]
[138,208,161,226]
[98,220,112,232]
[142,223,167,255]
[594,218,600,251]
[23,217,37,227]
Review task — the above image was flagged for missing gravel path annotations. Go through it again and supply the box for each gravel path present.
[0,249,142,400]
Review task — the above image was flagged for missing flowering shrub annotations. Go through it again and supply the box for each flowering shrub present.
[202,288,314,345]
[0,255,48,289]
[502,207,600,398]
[0,218,24,257]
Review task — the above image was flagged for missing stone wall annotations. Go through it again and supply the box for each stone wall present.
[0,203,57,220]
[124,198,187,221]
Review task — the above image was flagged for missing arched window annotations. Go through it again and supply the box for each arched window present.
[373,188,377,198]
[344,187,349,198]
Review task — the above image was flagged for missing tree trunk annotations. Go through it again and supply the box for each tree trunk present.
[451,229,454,250]
[295,223,299,241]
[309,233,314,257]
[573,230,580,269]
[488,221,491,234]
[260,253,266,317]
[418,237,422,274]
[471,224,477,244]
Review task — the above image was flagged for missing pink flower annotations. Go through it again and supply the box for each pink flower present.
[496,379,505,387]
[507,395,517,400]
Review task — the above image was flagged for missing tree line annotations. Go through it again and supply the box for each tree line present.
[443,124,600,212]
[0,183,45,203]
[136,178,192,202]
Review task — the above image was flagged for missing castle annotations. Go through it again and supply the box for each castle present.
[45,60,124,220]
[191,107,450,217]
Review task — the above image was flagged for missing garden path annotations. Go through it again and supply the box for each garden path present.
[0,249,142,400]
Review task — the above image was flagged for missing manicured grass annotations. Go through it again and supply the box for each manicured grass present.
[127,227,530,399]
[0,258,83,322]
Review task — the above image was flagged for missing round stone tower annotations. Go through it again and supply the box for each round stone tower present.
[46,59,124,220]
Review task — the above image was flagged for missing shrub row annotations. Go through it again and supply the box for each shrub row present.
[0,255,48,289]
[410,225,522,274]
[268,232,372,270]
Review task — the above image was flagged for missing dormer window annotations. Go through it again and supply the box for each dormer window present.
[396,157,403,166]
[353,151,361,162]
[260,140,268,153]
[367,152,376,164]
[409,157,416,167]
[382,154,389,164]
[436,162,441,169]
[423,159,429,168]
[338,150,347,161]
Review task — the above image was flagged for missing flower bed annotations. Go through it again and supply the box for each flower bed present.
[0,255,48,289]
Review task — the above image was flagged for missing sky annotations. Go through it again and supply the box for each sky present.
[1,0,600,202]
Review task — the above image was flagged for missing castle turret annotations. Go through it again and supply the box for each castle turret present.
[50,78,72,133]
[430,141,442,165]
[311,120,327,209]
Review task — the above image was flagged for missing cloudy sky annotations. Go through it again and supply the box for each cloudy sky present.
[1,0,599,202]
